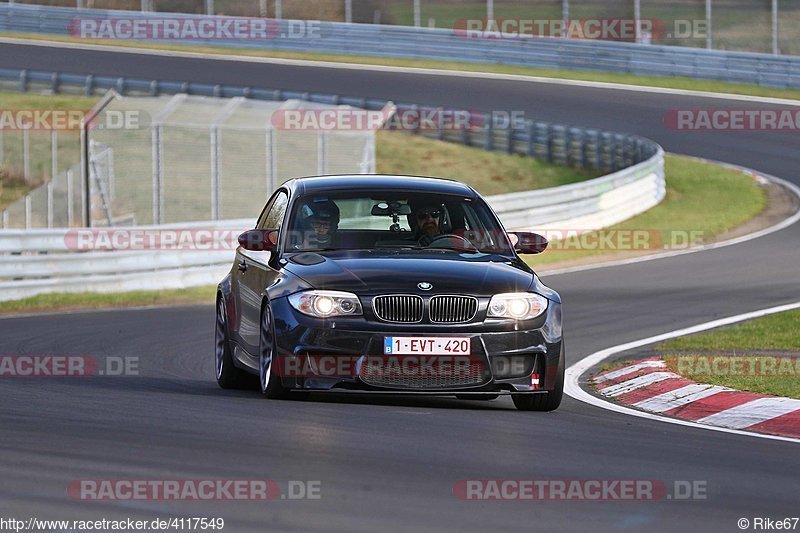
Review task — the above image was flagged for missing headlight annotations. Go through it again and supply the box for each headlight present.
[288,290,363,318]
[487,293,548,320]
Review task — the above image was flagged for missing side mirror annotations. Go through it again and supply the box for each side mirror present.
[238,229,279,252]
[510,232,548,254]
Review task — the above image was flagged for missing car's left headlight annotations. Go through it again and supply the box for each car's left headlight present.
[288,290,363,318]
[487,293,548,320]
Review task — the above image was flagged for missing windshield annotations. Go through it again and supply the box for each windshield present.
[285,192,514,254]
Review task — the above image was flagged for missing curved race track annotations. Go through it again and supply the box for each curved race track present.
[1,42,799,532]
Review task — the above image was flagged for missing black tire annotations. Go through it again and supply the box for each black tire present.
[215,296,252,389]
[512,344,565,412]
[259,303,290,399]
[456,394,499,401]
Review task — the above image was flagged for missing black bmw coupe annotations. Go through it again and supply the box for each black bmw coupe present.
[215,175,564,411]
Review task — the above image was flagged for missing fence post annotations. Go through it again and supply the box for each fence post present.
[151,124,163,224]
[25,195,31,230]
[705,0,712,49]
[275,0,282,19]
[562,0,569,37]
[67,168,74,227]
[50,130,58,181]
[210,126,220,220]
[413,0,420,27]
[0,129,3,164]
[487,0,493,20]
[345,0,352,23]
[47,180,54,228]
[205,0,214,16]
[22,129,31,183]
[772,0,779,55]
[260,0,267,17]
[317,131,327,175]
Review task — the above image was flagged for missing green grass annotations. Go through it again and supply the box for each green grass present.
[656,309,800,399]
[376,130,600,195]
[4,31,800,101]
[659,309,800,352]
[524,154,767,266]
[0,285,218,315]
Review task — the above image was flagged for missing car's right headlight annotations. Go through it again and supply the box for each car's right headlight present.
[288,290,363,318]
[487,293,548,320]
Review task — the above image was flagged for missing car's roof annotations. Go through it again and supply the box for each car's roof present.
[286,174,478,197]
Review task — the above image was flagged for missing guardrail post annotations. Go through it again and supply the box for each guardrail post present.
[1,210,7,229]
[0,129,4,164]
[436,107,445,141]
[19,69,27,93]
[84,74,93,96]
[506,126,514,154]
[149,80,158,96]
[50,72,60,94]
[116,77,125,95]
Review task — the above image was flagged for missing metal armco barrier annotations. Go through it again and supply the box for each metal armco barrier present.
[1,3,800,89]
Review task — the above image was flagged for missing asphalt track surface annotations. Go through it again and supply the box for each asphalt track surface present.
[1,42,799,532]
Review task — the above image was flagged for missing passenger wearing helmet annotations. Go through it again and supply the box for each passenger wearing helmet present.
[302,200,340,249]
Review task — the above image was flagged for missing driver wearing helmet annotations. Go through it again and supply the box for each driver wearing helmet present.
[408,201,444,246]
[302,200,340,249]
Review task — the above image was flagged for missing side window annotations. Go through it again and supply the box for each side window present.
[259,191,289,230]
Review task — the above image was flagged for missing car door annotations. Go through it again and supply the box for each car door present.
[233,189,289,358]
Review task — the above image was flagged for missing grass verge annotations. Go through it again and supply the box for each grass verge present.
[524,154,767,268]
[376,130,600,195]
[656,309,800,399]
[3,32,800,101]
[0,285,218,315]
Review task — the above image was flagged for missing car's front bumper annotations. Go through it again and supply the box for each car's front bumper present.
[269,295,563,394]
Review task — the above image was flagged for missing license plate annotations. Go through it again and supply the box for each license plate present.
[384,337,471,355]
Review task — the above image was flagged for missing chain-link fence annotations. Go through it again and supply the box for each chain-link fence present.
[7,0,795,55]
[0,92,377,228]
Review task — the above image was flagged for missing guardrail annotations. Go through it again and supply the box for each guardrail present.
[0,66,664,302]
[2,3,800,89]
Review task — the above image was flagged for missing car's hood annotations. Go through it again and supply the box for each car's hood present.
[283,250,534,296]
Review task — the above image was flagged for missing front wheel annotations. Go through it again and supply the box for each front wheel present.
[513,344,564,412]
[259,303,290,399]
